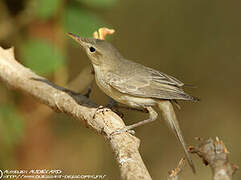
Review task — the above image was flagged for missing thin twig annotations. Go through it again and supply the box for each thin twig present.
[168,158,186,180]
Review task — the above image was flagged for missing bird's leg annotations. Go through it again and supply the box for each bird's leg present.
[111,106,158,135]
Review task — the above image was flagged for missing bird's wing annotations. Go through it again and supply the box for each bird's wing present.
[148,68,184,87]
[105,70,197,101]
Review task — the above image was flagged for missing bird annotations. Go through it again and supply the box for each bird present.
[67,32,199,173]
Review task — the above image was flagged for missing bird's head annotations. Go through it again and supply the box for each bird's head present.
[67,32,122,66]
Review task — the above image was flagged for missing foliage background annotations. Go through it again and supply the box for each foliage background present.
[0,0,241,179]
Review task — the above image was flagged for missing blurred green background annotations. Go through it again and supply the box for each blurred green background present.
[0,0,241,179]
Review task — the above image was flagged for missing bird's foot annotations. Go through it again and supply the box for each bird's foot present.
[93,105,124,119]
[93,106,111,119]
[111,126,135,136]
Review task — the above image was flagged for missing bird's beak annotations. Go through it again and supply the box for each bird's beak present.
[67,32,86,47]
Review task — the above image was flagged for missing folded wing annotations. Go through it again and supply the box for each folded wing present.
[106,69,198,101]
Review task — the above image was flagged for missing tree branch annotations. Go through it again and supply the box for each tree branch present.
[190,137,238,180]
[0,47,152,180]
[167,158,186,180]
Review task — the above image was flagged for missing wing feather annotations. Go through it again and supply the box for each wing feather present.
[105,70,197,101]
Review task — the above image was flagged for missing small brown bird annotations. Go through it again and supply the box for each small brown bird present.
[68,32,199,173]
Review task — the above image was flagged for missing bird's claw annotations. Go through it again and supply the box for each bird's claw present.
[111,127,135,136]
[93,106,111,119]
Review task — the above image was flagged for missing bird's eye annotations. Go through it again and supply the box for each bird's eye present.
[89,47,96,52]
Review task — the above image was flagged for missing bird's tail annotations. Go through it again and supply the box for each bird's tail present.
[157,100,196,173]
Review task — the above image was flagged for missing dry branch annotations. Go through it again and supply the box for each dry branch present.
[190,137,238,180]
[0,46,152,180]
[167,158,186,180]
